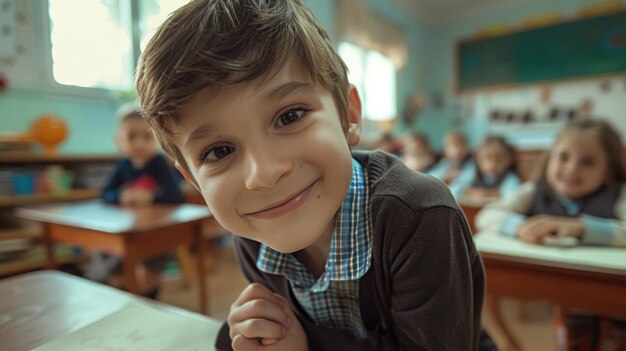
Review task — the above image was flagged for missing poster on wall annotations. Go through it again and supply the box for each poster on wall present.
[0,0,16,59]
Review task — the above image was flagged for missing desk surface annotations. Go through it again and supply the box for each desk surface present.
[476,231,626,350]
[15,200,211,233]
[475,232,626,275]
[0,271,221,351]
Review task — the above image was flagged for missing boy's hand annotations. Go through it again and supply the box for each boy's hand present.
[517,214,585,244]
[464,187,498,199]
[120,188,154,206]
[228,283,308,351]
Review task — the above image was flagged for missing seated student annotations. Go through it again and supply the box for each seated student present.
[451,136,520,200]
[135,0,491,349]
[86,107,185,298]
[476,119,626,350]
[375,132,402,157]
[427,131,474,185]
[401,132,438,173]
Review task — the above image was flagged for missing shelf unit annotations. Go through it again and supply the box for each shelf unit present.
[0,188,101,208]
[0,153,118,277]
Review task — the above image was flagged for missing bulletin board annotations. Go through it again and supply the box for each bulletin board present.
[456,10,626,93]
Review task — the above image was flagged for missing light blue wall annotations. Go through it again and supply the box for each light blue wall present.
[304,0,335,40]
[0,0,125,154]
[0,89,120,154]
[420,0,626,150]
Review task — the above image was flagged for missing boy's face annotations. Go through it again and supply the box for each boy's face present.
[444,136,468,161]
[173,59,362,253]
[116,118,158,165]
[405,136,427,155]
[477,143,511,177]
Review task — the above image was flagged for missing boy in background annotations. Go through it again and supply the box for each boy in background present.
[136,0,488,349]
[428,131,474,185]
[86,107,185,298]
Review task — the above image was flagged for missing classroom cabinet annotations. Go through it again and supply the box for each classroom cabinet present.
[0,153,118,277]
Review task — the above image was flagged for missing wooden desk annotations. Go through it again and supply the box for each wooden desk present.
[475,232,626,350]
[14,200,211,314]
[458,197,494,235]
[0,270,220,351]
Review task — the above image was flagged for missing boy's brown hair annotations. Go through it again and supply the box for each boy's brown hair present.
[116,104,143,124]
[135,0,350,172]
[445,131,468,146]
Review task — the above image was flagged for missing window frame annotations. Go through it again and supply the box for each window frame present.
[39,0,141,99]
[338,40,397,122]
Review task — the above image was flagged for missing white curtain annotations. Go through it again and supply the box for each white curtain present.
[336,0,407,69]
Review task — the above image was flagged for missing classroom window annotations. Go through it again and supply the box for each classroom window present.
[45,0,188,93]
[338,42,397,121]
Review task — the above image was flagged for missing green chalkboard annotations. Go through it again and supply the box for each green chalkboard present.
[456,11,626,92]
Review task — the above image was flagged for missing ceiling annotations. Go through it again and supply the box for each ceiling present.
[390,0,540,24]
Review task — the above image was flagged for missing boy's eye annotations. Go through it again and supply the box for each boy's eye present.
[276,108,307,128]
[201,145,234,163]
[581,157,596,167]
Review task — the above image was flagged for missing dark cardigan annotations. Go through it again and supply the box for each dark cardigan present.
[216,150,485,350]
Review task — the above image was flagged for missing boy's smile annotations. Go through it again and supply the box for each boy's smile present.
[243,178,319,220]
[173,58,361,255]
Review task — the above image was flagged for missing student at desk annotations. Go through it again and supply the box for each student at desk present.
[401,132,439,173]
[452,136,520,200]
[476,119,626,350]
[86,107,185,299]
[427,131,474,187]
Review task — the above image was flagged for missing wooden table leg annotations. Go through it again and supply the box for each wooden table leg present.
[123,242,140,295]
[486,294,524,351]
[176,246,196,289]
[42,223,57,269]
[196,224,208,315]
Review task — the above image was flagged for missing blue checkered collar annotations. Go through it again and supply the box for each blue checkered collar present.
[256,158,372,290]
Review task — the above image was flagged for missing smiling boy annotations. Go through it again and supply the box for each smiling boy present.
[136,0,486,350]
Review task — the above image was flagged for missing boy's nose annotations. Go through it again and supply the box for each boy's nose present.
[562,160,579,174]
[243,144,293,190]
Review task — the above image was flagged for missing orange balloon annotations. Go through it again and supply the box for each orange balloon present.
[30,115,68,154]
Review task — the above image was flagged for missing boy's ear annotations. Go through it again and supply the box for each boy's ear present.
[346,85,362,147]
[175,162,200,192]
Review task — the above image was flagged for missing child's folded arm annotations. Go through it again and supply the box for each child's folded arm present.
[475,181,536,233]
[580,185,626,247]
[499,172,522,197]
[448,163,475,198]
[579,214,620,246]
[100,163,125,204]
[150,155,185,203]
[388,205,483,350]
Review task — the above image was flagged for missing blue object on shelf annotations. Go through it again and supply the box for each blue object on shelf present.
[12,173,36,195]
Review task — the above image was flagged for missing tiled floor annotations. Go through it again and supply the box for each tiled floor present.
[158,240,555,351]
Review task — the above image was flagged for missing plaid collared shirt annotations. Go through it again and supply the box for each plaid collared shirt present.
[256,158,372,338]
